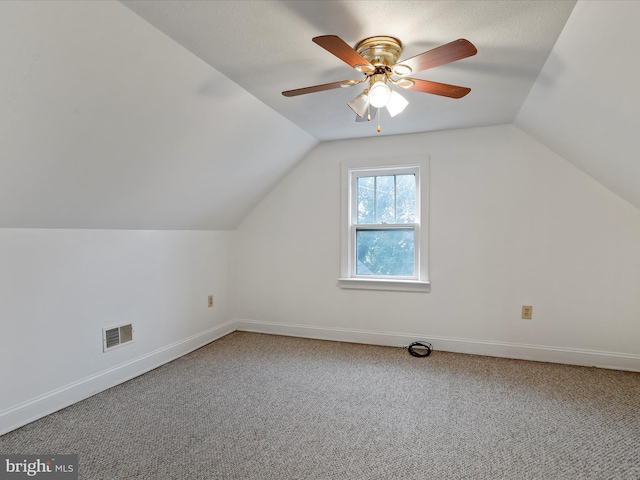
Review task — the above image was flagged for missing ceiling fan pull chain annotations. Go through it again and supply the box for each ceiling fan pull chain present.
[377,107,381,133]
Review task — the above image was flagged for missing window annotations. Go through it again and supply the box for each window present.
[339,156,430,292]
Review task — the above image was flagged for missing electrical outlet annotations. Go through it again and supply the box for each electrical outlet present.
[208,295,214,308]
[522,305,533,320]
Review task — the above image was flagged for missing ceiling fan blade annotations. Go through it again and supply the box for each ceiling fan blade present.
[313,35,374,72]
[398,39,477,74]
[405,79,471,98]
[282,80,352,97]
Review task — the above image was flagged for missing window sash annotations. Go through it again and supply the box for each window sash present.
[355,174,417,225]
[352,224,419,279]
[351,167,420,227]
[349,166,421,280]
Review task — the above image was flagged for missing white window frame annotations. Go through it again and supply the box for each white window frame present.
[338,155,430,292]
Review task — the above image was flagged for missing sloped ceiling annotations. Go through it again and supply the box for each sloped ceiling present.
[121,0,577,141]
[1,1,636,231]
[515,0,640,210]
[0,1,316,230]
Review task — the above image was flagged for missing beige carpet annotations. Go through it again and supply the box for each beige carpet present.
[1,332,639,479]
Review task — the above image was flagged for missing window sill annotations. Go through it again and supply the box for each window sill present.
[337,278,430,293]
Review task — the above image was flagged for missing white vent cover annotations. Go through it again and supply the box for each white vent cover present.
[102,323,133,352]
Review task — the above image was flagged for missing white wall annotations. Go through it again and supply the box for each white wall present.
[235,125,640,370]
[2,124,638,436]
[0,228,235,434]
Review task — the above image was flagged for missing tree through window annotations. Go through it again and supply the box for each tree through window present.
[355,172,417,276]
[340,157,430,292]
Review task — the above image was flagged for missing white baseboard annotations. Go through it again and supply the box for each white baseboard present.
[4,318,638,436]
[0,321,236,436]
[235,319,640,373]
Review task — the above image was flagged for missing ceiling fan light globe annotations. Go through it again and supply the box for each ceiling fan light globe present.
[386,91,409,117]
[348,91,370,117]
[369,81,391,108]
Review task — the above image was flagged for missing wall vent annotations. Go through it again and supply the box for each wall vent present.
[102,323,134,352]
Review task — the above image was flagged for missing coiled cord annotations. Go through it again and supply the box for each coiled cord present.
[407,341,433,358]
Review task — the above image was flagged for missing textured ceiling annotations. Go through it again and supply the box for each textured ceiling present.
[2,0,637,231]
[120,0,577,141]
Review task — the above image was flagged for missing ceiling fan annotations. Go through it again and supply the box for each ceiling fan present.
[283,35,477,127]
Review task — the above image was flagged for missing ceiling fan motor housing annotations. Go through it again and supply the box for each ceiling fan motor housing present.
[355,36,403,67]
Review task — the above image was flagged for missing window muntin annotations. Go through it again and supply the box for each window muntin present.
[356,174,416,224]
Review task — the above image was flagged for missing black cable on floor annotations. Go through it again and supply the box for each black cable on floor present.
[407,341,433,357]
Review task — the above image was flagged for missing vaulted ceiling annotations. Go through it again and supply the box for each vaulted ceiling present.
[0,1,316,230]
[120,0,577,141]
[515,1,640,210]
[0,1,638,230]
